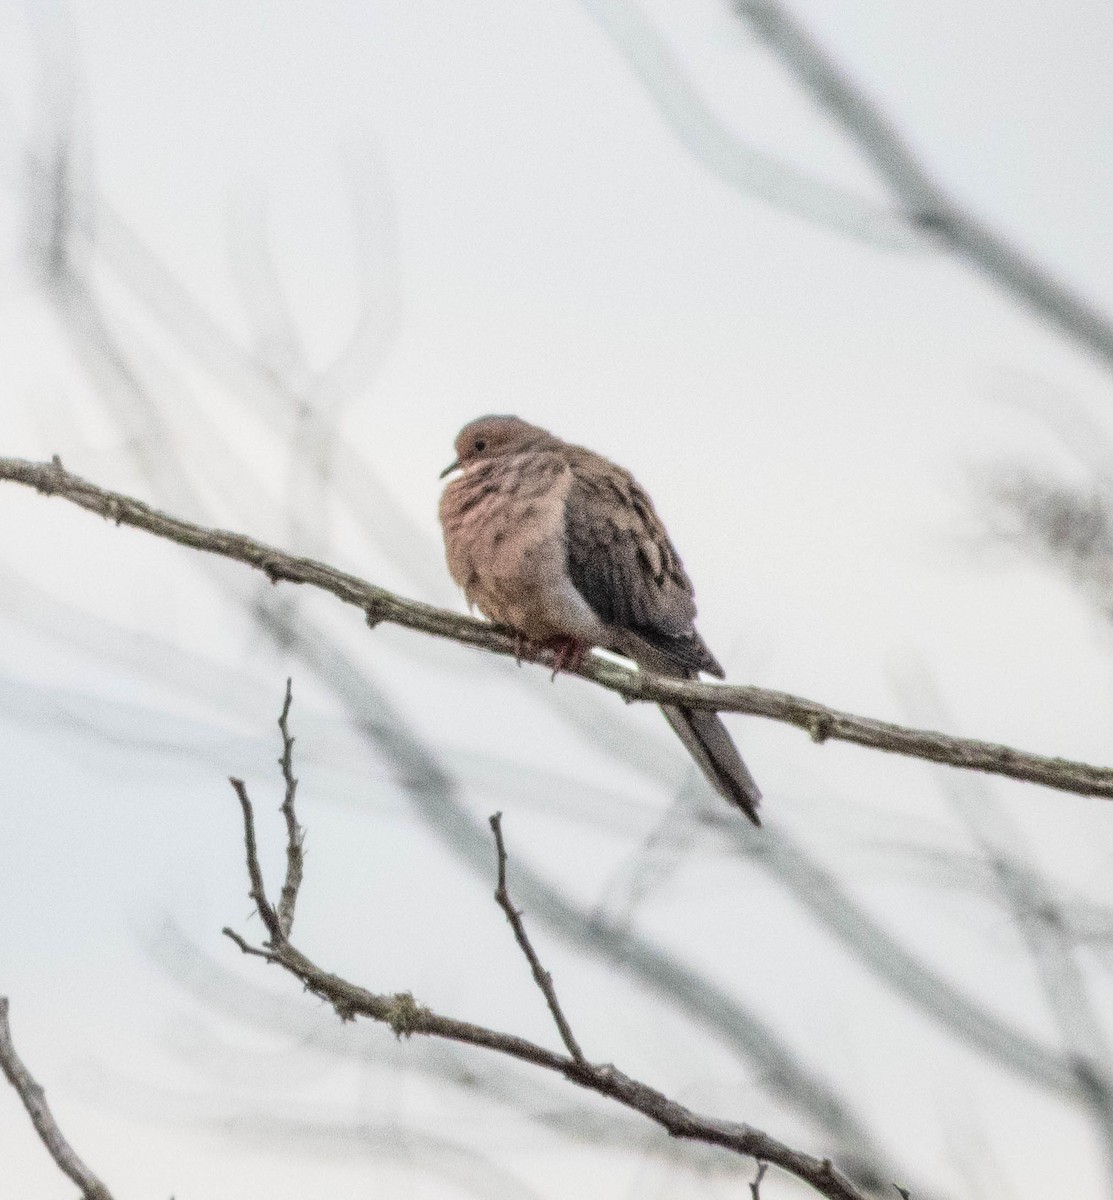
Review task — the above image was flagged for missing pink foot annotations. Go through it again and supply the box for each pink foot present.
[546,635,587,679]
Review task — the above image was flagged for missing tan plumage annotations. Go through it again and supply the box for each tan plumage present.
[438,415,762,824]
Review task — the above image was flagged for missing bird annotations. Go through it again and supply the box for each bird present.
[438,415,762,824]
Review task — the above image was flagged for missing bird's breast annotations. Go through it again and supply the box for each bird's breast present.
[439,452,603,643]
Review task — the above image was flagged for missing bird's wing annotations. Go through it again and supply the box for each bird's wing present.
[563,451,723,677]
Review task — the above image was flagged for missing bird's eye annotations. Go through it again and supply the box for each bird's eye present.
[474,439,487,452]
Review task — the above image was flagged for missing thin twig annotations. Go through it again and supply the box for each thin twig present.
[229,777,281,943]
[275,677,304,938]
[750,1160,769,1198]
[221,927,276,962]
[3,456,1112,807]
[0,998,115,1200]
[489,812,586,1064]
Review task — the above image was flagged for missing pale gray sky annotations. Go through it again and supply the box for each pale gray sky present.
[2,2,1113,1197]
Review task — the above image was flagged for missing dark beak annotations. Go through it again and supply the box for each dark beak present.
[439,459,461,479]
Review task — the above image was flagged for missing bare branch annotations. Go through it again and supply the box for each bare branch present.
[3,454,1113,808]
[276,677,304,939]
[228,926,873,1198]
[225,766,875,1200]
[750,1160,769,1198]
[489,812,586,1064]
[0,997,115,1200]
[282,620,901,1183]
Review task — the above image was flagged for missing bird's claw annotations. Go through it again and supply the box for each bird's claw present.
[513,632,533,667]
[547,636,587,680]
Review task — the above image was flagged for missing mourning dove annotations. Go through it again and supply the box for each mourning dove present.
[438,415,762,824]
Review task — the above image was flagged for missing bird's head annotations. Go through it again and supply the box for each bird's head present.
[440,415,558,477]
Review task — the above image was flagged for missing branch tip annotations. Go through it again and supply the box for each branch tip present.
[275,678,304,938]
[228,775,281,941]
[488,812,586,1064]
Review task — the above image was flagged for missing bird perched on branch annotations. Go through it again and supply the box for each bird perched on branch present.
[438,415,762,824]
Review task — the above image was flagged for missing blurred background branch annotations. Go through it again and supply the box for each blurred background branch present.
[727,1,1113,369]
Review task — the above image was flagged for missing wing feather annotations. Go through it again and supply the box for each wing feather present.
[563,453,722,676]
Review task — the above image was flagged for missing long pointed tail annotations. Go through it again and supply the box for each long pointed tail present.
[661,704,762,825]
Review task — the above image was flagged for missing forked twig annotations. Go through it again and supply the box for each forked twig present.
[220,685,877,1200]
[228,678,305,944]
